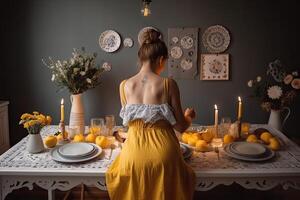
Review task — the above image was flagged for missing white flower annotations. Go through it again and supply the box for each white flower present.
[73,68,80,74]
[256,76,262,82]
[80,71,86,76]
[102,62,112,71]
[292,71,298,76]
[51,74,56,82]
[86,78,92,84]
[247,80,253,87]
[267,85,282,99]
[70,58,75,65]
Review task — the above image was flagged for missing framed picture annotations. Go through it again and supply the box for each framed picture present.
[200,54,229,80]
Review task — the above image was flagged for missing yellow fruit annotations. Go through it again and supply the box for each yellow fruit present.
[223,134,234,144]
[241,123,250,133]
[56,133,64,142]
[73,134,85,142]
[195,140,208,152]
[44,136,57,148]
[260,132,273,144]
[192,133,202,140]
[85,133,96,143]
[268,137,280,151]
[246,134,258,143]
[96,136,111,149]
[187,137,197,147]
[181,133,190,143]
[201,130,214,143]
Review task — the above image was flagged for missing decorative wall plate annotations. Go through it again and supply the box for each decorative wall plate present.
[180,36,194,49]
[99,30,121,53]
[202,25,230,53]
[138,26,162,45]
[180,58,193,70]
[170,46,183,59]
[102,62,112,71]
[200,54,229,80]
[171,36,179,44]
[123,38,134,48]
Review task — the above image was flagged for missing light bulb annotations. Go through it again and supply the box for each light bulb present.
[141,1,151,17]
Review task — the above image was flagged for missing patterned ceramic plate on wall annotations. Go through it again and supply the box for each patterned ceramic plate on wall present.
[99,30,121,53]
[202,25,230,53]
[180,36,194,49]
[123,38,134,48]
[170,46,183,59]
[180,58,193,70]
[138,26,162,45]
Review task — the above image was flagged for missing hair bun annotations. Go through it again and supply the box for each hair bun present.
[143,29,161,44]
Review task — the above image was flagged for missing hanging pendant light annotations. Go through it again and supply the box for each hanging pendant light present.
[141,0,152,17]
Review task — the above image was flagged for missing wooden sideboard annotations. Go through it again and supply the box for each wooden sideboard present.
[0,101,9,155]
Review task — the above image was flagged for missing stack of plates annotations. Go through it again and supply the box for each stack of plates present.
[180,143,192,159]
[224,142,275,162]
[50,143,102,163]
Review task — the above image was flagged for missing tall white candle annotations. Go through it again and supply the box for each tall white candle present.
[238,96,242,120]
[60,98,64,122]
[214,104,218,127]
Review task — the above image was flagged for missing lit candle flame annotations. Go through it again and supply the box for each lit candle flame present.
[238,96,241,102]
[214,104,218,110]
[61,98,64,105]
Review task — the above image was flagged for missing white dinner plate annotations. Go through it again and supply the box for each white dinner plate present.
[223,144,275,162]
[58,143,95,158]
[230,142,266,157]
[51,144,102,163]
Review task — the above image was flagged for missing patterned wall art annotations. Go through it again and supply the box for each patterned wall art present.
[202,25,230,53]
[99,30,121,53]
[168,28,199,79]
[200,54,229,80]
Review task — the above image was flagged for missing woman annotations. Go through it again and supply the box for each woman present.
[106,30,196,200]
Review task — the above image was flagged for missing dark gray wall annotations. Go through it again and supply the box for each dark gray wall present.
[1,0,299,145]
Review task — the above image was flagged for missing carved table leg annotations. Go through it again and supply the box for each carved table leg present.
[48,189,55,200]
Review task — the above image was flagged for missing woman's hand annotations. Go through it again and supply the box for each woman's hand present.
[184,108,196,121]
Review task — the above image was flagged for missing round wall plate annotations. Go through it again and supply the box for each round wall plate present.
[123,37,134,48]
[202,25,230,53]
[170,46,183,59]
[99,30,121,53]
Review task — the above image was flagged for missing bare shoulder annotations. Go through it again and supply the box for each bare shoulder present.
[167,78,179,92]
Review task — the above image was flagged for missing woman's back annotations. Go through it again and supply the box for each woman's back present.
[122,73,167,105]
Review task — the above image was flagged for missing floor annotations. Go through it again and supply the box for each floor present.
[5,183,300,200]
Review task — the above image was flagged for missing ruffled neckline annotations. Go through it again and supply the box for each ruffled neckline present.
[120,103,176,126]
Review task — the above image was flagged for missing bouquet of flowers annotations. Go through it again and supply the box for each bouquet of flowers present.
[19,112,52,134]
[42,47,111,94]
[247,59,300,111]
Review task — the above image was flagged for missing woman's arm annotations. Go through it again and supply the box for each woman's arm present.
[168,79,195,133]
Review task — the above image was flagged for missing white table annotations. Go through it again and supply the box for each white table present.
[1,125,300,200]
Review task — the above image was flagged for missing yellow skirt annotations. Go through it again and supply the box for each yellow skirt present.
[106,120,196,200]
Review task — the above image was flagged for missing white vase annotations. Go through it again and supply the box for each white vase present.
[69,93,85,134]
[268,107,290,131]
[27,134,45,153]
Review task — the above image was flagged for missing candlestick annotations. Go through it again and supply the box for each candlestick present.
[237,96,242,120]
[214,104,219,137]
[60,98,64,122]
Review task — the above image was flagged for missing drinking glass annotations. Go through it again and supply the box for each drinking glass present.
[90,118,105,135]
[219,117,231,138]
[242,122,250,135]
[105,115,116,136]
[67,125,80,140]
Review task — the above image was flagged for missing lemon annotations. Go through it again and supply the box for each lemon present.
[73,134,85,143]
[246,134,258,143]
[223,134,234,144]
[187,137,197,147]
[181,133,190,144]
[44,136,57,148]
[260,132,273,144]
[85,133,96,143]
[96,136,111,149]
[195,140,208,152]
[201,131,213,143]
[192,133,202,140]
[268,137,280,151]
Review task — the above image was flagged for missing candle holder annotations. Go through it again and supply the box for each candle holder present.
[58,121,70,145]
